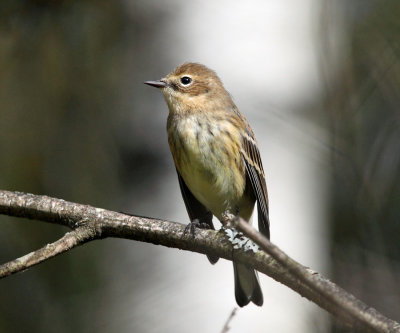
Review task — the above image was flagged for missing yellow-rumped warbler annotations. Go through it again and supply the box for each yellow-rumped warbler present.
[145,63,270,307]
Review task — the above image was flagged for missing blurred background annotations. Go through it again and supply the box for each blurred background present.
[0,0,399,332]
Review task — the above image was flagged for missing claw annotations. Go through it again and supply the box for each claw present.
[183,219,198,238]
[183,218,220,264]
[183,219,213,238]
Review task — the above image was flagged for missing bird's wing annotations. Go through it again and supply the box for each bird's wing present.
[241,134,270,239]
[176,169,219,263]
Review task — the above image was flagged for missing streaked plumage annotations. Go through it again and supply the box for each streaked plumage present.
[145,63,270,307]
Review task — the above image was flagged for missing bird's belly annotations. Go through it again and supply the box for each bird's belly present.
[180,152,239,218]
[182,160,255,221]
[184,168,227,217]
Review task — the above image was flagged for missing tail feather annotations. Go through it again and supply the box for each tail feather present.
[207,254,219,264]
[233,262,263,307]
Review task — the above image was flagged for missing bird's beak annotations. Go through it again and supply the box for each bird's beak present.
[144,80,167,88]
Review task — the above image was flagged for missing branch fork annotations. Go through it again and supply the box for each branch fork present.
[0,190,399,332]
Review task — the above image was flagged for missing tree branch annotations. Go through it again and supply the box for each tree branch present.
[0,190,399,332]
[0,226,96,278]
[225,214,400,333]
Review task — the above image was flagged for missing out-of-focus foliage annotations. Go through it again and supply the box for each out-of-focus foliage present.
[322,0,400,330]
[1,0,399,332]
[0,1,169,332]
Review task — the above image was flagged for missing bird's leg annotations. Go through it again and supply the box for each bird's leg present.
[221,209,237,228]
[221,209,239,240]
[183,219,200,238]
[183,214,213,238]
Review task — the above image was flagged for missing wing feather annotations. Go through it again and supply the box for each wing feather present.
[241,135,270,239]
[176,169,219,264]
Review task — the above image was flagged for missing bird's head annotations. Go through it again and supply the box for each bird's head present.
[145,63,231,114]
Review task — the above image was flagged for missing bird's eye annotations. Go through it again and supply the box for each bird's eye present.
[180,76,192,85]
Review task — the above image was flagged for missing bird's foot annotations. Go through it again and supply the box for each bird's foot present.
[183,219,211,238]
[221,210,238,228]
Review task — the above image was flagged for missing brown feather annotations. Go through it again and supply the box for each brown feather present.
[241,133,270,239]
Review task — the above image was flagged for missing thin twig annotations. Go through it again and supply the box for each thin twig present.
[0,226,96,278]
[220,308,238,333]
[227,215,400,333]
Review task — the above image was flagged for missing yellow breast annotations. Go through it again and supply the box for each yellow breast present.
[167,114,247,218]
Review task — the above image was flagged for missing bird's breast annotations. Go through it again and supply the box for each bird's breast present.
[167,114,247,217]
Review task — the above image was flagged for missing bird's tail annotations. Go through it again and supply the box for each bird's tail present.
[233,262,263,307]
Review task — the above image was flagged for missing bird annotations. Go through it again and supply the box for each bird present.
[144,62,270,307]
